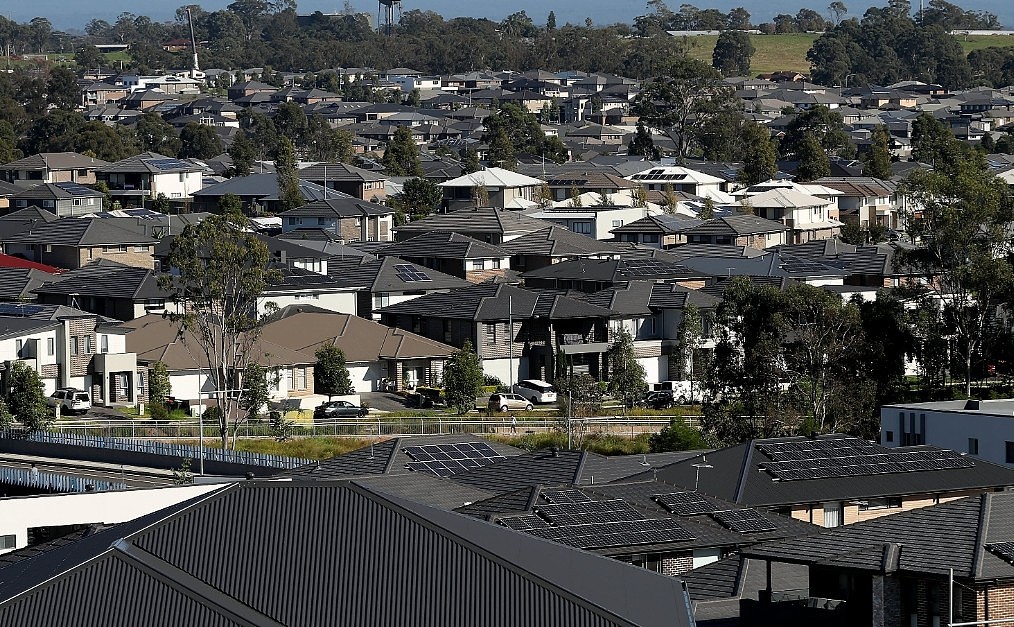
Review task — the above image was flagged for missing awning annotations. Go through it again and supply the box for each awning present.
[559,342,610,355]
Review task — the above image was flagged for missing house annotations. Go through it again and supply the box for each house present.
[741,491,1014,627]
[10,183,104,218]
[31,259,173,321]
[498,226,623,272]
[527,203,662,240]
[0,303,139,404]
[277,197,394,242]
[1,218,157,270]
[736,188,841,243]
[226,80,278,101]
[0,481,695,627]
[190,174,342,214]
[683,215,791,249]
[379,282,613,384]
[259,308,458,391]
[0,153,109,187]
[80,81,129,107]
[879,399,1014,466]
[644,434,1014,529]
[392,206,550,244]
[297,162,388,201]
[523,256,706,293]
[96,153,205,205]
[379,231,512,283]
[0,266,56,301]
[610,214,704,248]
[626,165,734,203]
[256,265,359,316]
[812,176,903,229]
[438,167,544,211]
[326,255,470,320]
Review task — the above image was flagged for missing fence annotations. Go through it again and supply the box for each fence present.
[39,415,699,440]
[2,429,313,470]
[0,466,127,493]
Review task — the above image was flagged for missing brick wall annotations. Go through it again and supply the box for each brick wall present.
[979,581,1014,624]
[67,318,96,377]
[660,553,693,577]
[465,268,508,284]
[340,219,360,242]
[79,246,155,270]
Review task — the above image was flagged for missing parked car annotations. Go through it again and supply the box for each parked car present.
[47,388,91,415]
[638,391,676,410]
[650,381,703,405]
[407,386,445,409]
[313,400,368,420]
[512,379,557,404]
[488,393,534,412]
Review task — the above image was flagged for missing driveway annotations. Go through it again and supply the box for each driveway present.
[361,392,412,413]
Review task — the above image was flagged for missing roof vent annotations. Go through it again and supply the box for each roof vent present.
[964,399,980,410]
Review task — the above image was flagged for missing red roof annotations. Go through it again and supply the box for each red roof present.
[0,253,63,274]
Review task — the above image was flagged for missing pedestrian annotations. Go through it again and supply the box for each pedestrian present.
[510,414,517,434]
[30,463,39,482]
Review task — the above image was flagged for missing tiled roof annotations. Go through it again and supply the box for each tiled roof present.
[684,215,790,237]
[327,255,470,292]
[31,259,166,300]
[379,282,613,322]
[393,206,550,240]
[2,217,157,247]
[499,226,623,257]
[0,152,109,172]
[381,231,510,260]
[277,197,392,218]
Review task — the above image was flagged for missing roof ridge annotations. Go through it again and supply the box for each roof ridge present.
[972,492,991,579]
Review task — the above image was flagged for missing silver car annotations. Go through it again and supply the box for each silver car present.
[488,393,534,412]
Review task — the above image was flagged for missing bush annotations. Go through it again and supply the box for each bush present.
[150,403,169,421]
[648,417,707,453]
[483,374,510,392]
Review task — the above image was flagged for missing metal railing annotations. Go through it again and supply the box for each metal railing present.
[0,466,127,493]
[2,429,314,470]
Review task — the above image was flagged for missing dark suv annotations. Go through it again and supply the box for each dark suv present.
[313,400,368,420]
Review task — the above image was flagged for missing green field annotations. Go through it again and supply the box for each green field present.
[684,32,1014,76]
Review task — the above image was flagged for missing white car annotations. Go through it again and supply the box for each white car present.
[650,381,703,405]
[47,388,91,415]
[512,379,557,404]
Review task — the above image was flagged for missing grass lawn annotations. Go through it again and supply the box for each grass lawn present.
[183,436,375,459]
[956,34,1014,52]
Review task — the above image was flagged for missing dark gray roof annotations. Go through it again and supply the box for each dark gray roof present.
[0,207,58,223]
[0,315,60,340]
[97,152,204,174]
[578,281,720,316]
[32,259,166,300]
[610,214,704,235]
[499,226,624,257]
[684,215,790,237]
[680,251,850,280]
[0,267,54,301]
[379,282,614,322]
[743,491,1014,583]
[381,231,510,260]
[523,257,705,284]
[297,162,386,182]
[192,173,343,203]
[393,207,550,239]
[0,481,692,627]
[640,434,1014,509]
[328,255,470,292]
[13,182,103,200]
[351,472,497,510]
[278,197,393,219]
[2,217,157,247]
[0,152,109,172]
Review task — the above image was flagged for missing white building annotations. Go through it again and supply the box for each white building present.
[880,399,1014,466]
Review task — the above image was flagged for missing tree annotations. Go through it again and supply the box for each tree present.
[136,112,181,156]
[607,329,648,408]
[396,177,443,217]
[382,126,422,176]
[158,211,282,448]
[487,127,517,170]
[241,362,271,421]
[179,122,222,159]
[273,101,309,146]
[912,111,960,166]
[795,132,831,181]
[627,121,660,160]
[712,31,755,76]
[0,121,22,164]
[864,125,893,179]
[148,361,172,407]
[5,361,50,431]
[483,103,567,166]
[782,105,854,160]
[648,418,707,452]
[444,340,483,414]
[829,1,848,25]
[631,56,740,162]
[75,44,105,69]
[547,11,556,30]
[675,304,707,399]
[314,343,354,400]
[0,397,13,431]
[738,120,778,184]
[274,136,303,212]
[698,197,716,219]
[305,116,353,163]
[228,132,257,176]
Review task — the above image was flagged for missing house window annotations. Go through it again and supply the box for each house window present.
[572,222,592,235]
[1006,441,1014,464]
[15,339,23,357]
[137,371,145,391]
[134,245,146,252]
[968,438,979,455]
[70,337,79,356]
[317,217,328,225]
[859,497,902,511]
[100,335,109,353]
[287,368,295,389]
[884,430,894,443]
[491,258,501,269]
[822,502,843,528]
[146,299,165,310]
[642,233,659,243]
[374,293,390,310]
[470,259,484,270]
[296,367,307,389]
[116,373,129,389]
[287,217,298,226]
[83,336,92,354]
[42,200,55,208]
[179,173,186,182]
[0,535,14,550]
[47,337,54,356]
[486,323,497,342]
[612,219,623,227]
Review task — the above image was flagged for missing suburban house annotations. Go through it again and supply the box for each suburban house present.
[438,167,544,210]
[256,265,359,317]
[10,183,104,217]
[880,399,1014,466]
[645,434,1014,529]
[738,188,842,243]
[31,259,173,321]
[326,255,470,320]
[498,226,623,272]
[523,256,706,294]
[298,162,388,202]
[527,202,663,241]
[682,215,791,249]
[741,491,1014,627]
[0,481,695,627]
[542,170,637,201]
[392,206,550,244]
[190,173,342,214]
[0,303,139,405]
[277,197,395,242]
[379,282,614,384]
[2,218,157,270]
[610,214,704,249]
[813,176,904,230]
[96,153,205,205]
[379,231,512,283]
[0,153,109,187]
[626,165,734,203]
[259,308,457,391]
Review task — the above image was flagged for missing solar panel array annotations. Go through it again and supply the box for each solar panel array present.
[403,442,505,477]
[653,492,720,516]
[541,489,593,504]
[54,182,99,196]
[757,437,974,481]
[527,519,694,549]
[497,514,551,531]
[144,158,191,171]
[535,500,648,527]
[393,263,432,282]
[711,509,778,533]
[619,258,688,279]
[985,542,1014,566]
[0,303,44,317]
[629,172,689,182]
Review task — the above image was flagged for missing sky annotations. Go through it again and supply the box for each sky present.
[8,0,1014,32]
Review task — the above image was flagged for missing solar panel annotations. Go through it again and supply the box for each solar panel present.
[527,518,694,549]
[0,303,44,317]
[535,500,650,526]
[54,182,98,196]
[758,438,974,481]
[498,515,551,531]
[986,542,1014,565]
[144,158,190,171]
[712,509,778,533]
[403,442,505,476]
[541,489,593,504]
[393,263,432,282]
[653,492,719,516]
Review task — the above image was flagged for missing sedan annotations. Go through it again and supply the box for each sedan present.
[313,400,369,420]
[488,393,534,413]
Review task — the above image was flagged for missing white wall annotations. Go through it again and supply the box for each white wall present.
[0,484,222,554]
[638,356,667,385]
[481,357,529,387]
[880,405,1014,467]
[152,171,203,199]
[259,291,357,317]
